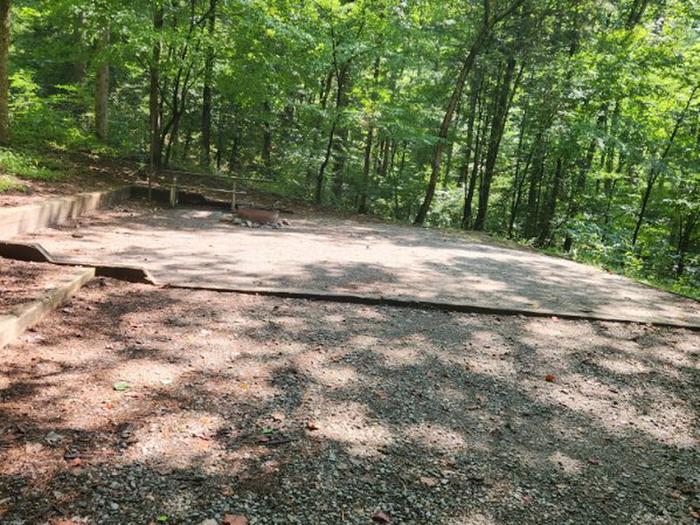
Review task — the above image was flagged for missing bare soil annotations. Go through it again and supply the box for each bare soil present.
[1,279,698,524]
[0,258,77,311]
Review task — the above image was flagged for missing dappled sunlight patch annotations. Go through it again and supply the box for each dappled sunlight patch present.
[549,450,583,475]
[305,362,359,389]
[0,440,59,478]
[595,356,651,375]
[124,412,227,472]
[529,373,697,447]
[310,401,392,457]
[404,423,467,452]
[374,344,422,367]
[346,333,380,349]
[462,331,515,378]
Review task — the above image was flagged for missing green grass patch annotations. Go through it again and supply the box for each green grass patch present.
[0,148,65,182]
[0,174,27,192]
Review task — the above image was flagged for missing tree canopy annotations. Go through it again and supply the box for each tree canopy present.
[1,0,699,294]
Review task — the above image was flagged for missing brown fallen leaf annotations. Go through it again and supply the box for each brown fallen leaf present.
[545,374,556,383]
[223,514,248,525]
[372,511,392,523]
[306,421,319,431]
[66,458,82,468]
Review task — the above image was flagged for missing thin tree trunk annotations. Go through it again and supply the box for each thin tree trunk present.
[463,85,488,229]
[0,0,10,145]
[459,70,482,188]
[149,1,163,169]
[358,124,374,214]
[94,28,110,141]
[414,0,524,225]
[414,24,489,225]
[536,157,563,246]
[330,64,351,201]
[474,57,519,231]
[524,147,546,239]
[632,84,699,246]
[200,0,217,168]
[261,100,272,168]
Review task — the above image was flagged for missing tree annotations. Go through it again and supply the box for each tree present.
[0,0,10,145]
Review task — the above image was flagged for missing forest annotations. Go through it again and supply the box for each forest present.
[0,0,698,296]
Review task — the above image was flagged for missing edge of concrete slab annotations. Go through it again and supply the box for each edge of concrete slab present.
[0,241,156,284]
[0,186,132,239]
[0,266,96,349]
[163,282,700,330]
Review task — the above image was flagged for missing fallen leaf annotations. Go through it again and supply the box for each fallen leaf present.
[372,511,392,523]
[223,514,248,525]
[545,374,556,383]
[113,381,130,392]
[66,458,82,468]
[306,421,319,431]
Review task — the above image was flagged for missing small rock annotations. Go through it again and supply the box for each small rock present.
[199,520,218,525]
[223,514,248,525]
[45,431,64,445]
[372,511,392,523]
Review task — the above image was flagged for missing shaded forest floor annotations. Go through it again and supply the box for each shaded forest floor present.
[1,279,699,524]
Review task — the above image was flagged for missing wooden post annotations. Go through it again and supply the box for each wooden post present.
[231,178,237,212]
[169,173,178,207]
[148,170,153,201]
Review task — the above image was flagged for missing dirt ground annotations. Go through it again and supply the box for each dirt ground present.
[0,154,135,209]
[0,279,698,524]
[15,200,700,327]
[0,258,77,311]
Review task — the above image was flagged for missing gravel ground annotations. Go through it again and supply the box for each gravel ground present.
[0,279,698,525]
[15,201,700,327]
[0,257,78,311]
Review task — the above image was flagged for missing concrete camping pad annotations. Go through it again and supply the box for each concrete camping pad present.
[12,202,700,327]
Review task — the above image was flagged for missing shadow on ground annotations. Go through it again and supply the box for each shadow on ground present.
[0,279,698,524]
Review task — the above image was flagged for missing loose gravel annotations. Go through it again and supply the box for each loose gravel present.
[0,279,698,524]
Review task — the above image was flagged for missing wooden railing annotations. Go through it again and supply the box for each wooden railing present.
[134,168,273,211]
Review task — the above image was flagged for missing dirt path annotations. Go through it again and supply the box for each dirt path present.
[0,279,698,524]
[14,201,700,327]
[0,257,78,311]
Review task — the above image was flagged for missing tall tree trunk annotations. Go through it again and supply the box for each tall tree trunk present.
[0,0,10,146]
[149,1,163,169]
[473,57,518,231]
[94,28,110,141]
[261,100,272,168]
[462,85,488,229]
[459,70,482,188]
[317,60,349,204]
[524,147,546,239]
[506,104,530,236]
[330,64,351,201]
[414,0,524,225]
[414,24,489,225]
[536,157,563,246]
[358,124,374,214]
[200,0,217,168]
[72,13,86,82]
[632,84,699,246]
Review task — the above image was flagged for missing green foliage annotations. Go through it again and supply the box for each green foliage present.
[0,147,64,182]
[0,0,697,296]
